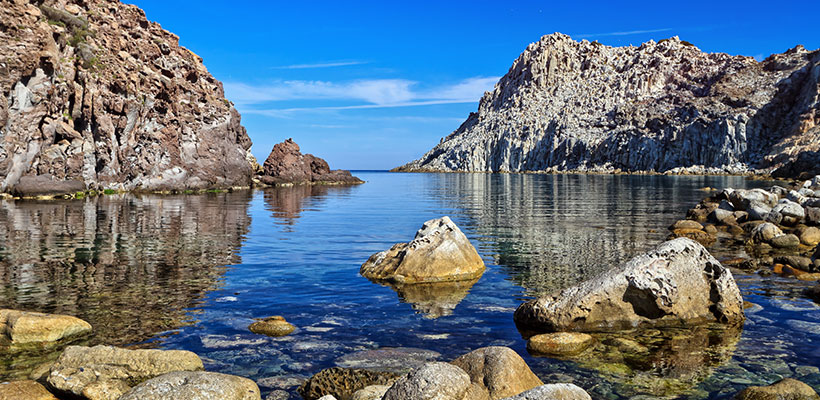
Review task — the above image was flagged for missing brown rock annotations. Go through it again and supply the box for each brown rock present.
[360,217,485,284]
[248,316,295,337]
[298,368,398,400]
[704,224,718,235]
[735,378,820,399]
[0,309,91,344]
[0,380,58,400]
[526,332,594,356]
[0,0,255,193]
[668,220,703,231]
[450,346,543,400]
[797,226,820,246]
[669,228,714,246]
[751,223,783,243]
[260,139,362,185]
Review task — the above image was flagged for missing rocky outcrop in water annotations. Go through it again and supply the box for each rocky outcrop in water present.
[0,0,255,194]
[514,238,744,332]
[360,216,485,284]
[258,139,362,186]
[396,34,820,175]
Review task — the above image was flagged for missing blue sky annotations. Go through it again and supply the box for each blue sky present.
[130,1,820,170]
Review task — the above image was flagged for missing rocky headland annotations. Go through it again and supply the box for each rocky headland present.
[0,0,258,195]
[396,34,820,176]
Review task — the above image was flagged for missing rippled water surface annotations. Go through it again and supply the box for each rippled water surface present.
[1,172,818,399]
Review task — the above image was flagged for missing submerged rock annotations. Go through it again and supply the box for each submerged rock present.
[0,309,91,344]
[0,380,58,400]
[514,238,744,332]
[499,384,591,400]
[298,367,398,400]
[335,348,440,374]
[526,332,595,357]
[734,378,820,400]
[450,346,543,400]
[119,371,261,400]
[360,217,485,284]
[389,279,480,318]
[248,316,295,337]
[46,345,203,399]
[259,139,362,186]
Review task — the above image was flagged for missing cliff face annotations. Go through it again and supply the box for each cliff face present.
[397,34,820,174]
[0,0,255,193]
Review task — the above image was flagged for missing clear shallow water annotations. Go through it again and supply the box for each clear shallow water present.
[0,172,818,399]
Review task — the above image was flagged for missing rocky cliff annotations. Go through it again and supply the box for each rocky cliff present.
[396,34,820,175]
[0,0,255,194]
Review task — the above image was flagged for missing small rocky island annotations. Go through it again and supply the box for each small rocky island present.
[256,139,362,187]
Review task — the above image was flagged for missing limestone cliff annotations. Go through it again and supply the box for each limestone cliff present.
[0,0,255,194]
[396,34,820,174]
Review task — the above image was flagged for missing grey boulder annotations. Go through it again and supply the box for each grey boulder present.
[499,384,592,400]
[514,238,744,332]
[118,371,261,400]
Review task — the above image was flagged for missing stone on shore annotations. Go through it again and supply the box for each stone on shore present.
[0,309,91,344]
[47,345,203,400]
[526,332,595,356]
[10,175,85,198]
[514,238,744,332]
[729,189,778,211]
[751,223,784,243]
[351,385,390,400]
[770,234,801,249]
[118,371,261,400]
[360,216,485,284]
[0,380,58,400]
[381,362,476,400]
[734,378,820,399]
[248,316,295,337]
[450,346,543,400]
[797,226,820,246]
[766,199,805,226]
[499,384,592,400]
[669,220,703,231]
[298,367,398,400]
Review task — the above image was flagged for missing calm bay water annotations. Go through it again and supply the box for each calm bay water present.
[0,172,818,399]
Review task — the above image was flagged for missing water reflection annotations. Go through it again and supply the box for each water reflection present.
[425,173,765,296]
[379,279,480,319]
[263,185,356,225]
[0,192,252,379]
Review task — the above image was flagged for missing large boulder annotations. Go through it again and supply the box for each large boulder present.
[0,309,91,344]
[499,384,592,400]
[381,362,479,400]
[360,217,485,284]
[0,380,58,400]
[450,346,543,400]
[734,378,820,399]
[47,345,203,400]
[260,139,362,185]
[118,371,261,400]
[514,238,744,332]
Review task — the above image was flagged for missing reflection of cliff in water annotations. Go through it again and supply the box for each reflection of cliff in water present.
[263,185,356,225]
[426,173,759,295]
[0,192,252,351]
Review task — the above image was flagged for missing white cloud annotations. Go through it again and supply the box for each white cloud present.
[274,61,369,69]
[574,28,674,38]
[225,76,499,115]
